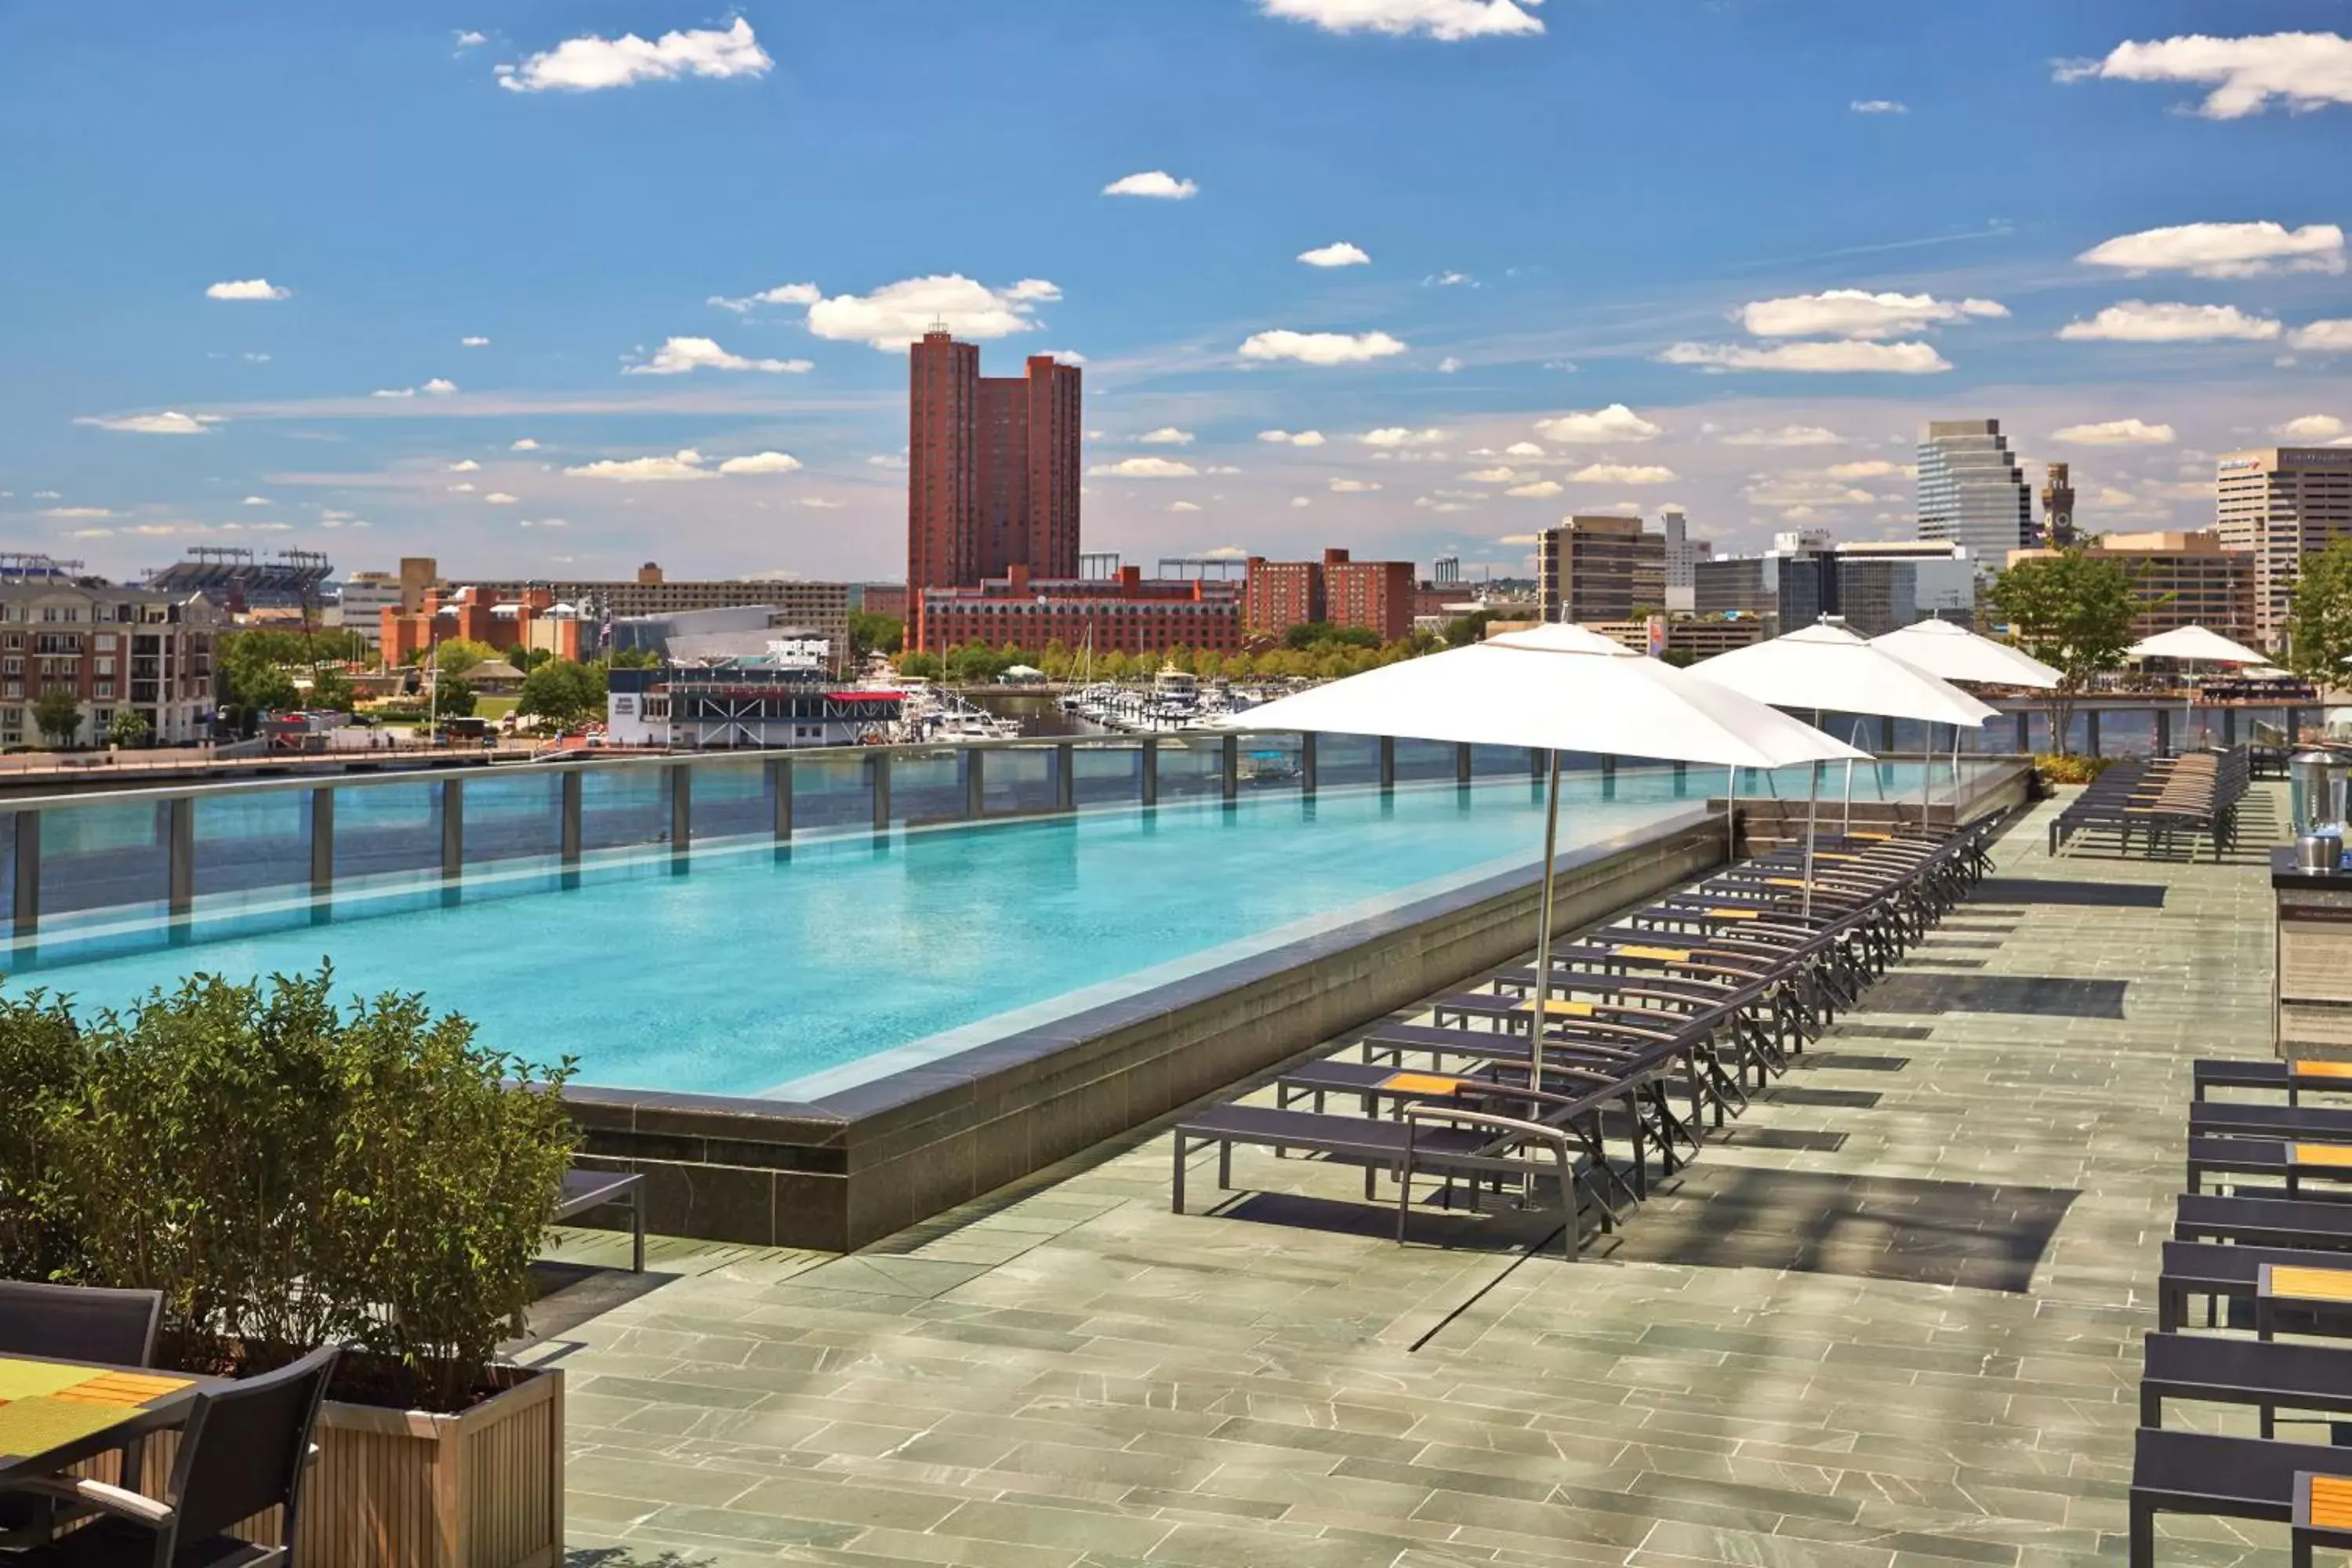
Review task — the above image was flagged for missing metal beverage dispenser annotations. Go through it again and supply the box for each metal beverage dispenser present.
[2292,750,2350,838]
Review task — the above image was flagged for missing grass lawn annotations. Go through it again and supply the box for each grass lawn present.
[474,696,520,720]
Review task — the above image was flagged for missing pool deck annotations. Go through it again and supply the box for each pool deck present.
[537,786,2286,1567]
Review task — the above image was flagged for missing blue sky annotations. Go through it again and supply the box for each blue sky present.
[5,1,2351,586]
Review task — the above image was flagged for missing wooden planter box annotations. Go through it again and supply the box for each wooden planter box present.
[138,1366,564,1568]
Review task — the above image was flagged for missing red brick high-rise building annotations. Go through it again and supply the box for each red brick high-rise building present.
[1244,548,1416,643]
[907,331,1082,593]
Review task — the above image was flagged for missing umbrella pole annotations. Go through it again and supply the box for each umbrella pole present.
[1802,759,1820,918]
[1725,765,1737,863]
[1527,747,1563,1099]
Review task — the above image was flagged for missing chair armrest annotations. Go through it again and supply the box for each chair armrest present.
[11,1476,172,1528]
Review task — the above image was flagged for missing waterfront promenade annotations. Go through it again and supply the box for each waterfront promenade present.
[539,788,2283,1566]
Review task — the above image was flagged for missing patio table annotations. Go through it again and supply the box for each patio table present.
[0,1353,217,1487]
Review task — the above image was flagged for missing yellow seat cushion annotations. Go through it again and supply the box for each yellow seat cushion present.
[2308,1473,2352,1530]
[1378,1072,1465,1097]
[2293,1144,2352,1169]
[2267,1264,2352,1304]
[1705,908,1762,920]
[2296,1061,2352,1080]
[1614,945,1692,964]
[1521,997,1593,1017]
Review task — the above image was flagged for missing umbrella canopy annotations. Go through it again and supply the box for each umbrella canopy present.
[1869,619,2060,690]
[1686,621,1998,728]
[2127,625,2267,665]
[1229,621,1864,768]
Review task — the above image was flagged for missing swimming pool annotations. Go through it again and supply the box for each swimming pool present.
[6,760,1980,1099]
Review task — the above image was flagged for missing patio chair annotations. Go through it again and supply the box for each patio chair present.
[2175,1192,2352,1250]
[2157,1239,2352,1332]
[0,1281,165,1550]
[2141,1329,2352,1437]
[2129,1425,2352,1566]
[7,1343,339,1568]
[2194,1058,2352,1105]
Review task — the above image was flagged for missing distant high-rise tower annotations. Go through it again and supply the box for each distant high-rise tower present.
[1917,419,2031,576]
[907,331,1081,593]
[2040,462,2078,548]
[1660,507,1698,612]
[2216,446,2352,647]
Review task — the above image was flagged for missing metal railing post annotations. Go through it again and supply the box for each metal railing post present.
[1221,735,1239,801]
[1527,746,1544,779]
[1600,755,1617,801]
[1141,738,1159,807]
[1301,733,1317,797]
[168,797,194,916]
[2085,710,2101,757]
[668,763,691,854]
[1054,743,1075,811]
[1380,736,1396,793]
[870,752,891,831]
[1456,742,1472,786]
[1673,760,1688,798]
[12,811,38,939]
[1879,716,1896,755]
[2155,707,2171,758]
[560,769,583,863]
[2223,707,2238,747]
[2015,712,2030,754]
[768,757,793,840]
[966,748,986,819]
[309,787,334,895]
[441,777,463,882]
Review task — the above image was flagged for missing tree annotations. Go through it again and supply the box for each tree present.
[509,647,557,673]
[306,667,356,712]
[1443,612,1494,648]
[850,612,905,657]
[427,639,498,679]
[516,659,606,728]
[107,710,151,749]
[431,676,477,720]
[1987,547,2162,756]
[606,647,662,670]
[895,651,942,680]
[2286,537,2352,681]
[31,690,82,748]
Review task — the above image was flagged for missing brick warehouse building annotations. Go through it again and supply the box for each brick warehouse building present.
[915,565,1242,656]
[0,580,223,746]
[908,331,1082,593]
[1243,548,1416,643]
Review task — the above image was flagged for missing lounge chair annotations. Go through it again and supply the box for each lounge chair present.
[2176,1192,2352,1250]
[2143,1329,2352,1436]
[2129,1425,2352,1566]
[2194,1058,2352,1105]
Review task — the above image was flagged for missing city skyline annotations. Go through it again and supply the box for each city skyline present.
[6,4,2351,584]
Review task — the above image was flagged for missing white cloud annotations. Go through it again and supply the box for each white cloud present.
[708,281,822,313]
[1503,441,1545,457]
[2281,415,2348,440]
[448,459,481,473]
[1849,99,1907,114]
[510,438,539,452]
[205,278,291,302]
[2051,417,2178,445]
[1532,404,1663,443]
[460,335,492,347]
[1329,478,1382,493]
[1437,356,1464,374]
[517,518,568,529]
[1103,170,1197,200]
[1044,348,1087,365]
[1290,496,1312,508]
[1088,456,1198,478]
[1261,0,1544,42]
[1258,430,1327,446]
[241,494,274,505]
[371,387,415,398]
[40,506,112,518]
[717,451,803,475]
[2292,319,2352,351]
[1737,290,2008,339]
[1204,465,1243,475]
[866,452,909,470]
[1745,475,1878,509]
[1569,463,1675,484]
[1426,270,1477,288]
[1170,500,1203,513]
[241,351,270,362]
[1504,480,1565,498]
[2078,221,2345,279]
[626,336,811,375]
[1722,425,1846,447]
[2056,300,2281,342]
[483,492,519,505]
[74,411,220,434]
[455,30,486,49]
[565,448,715,483]
[1298,241,1370,267]
[1138,427,1196,445]
[1238,329,1407,365]
[1461,467,1526,483]
[423,378,458,394]
[800,275,1058,350]
[2057,31,2352,119]
[1824,459,1910,478]
[798,497,844,509]
[447,483,476,493]
[497,17,771,93]
[1659,339,1953,373]
[1359,426,1446,447]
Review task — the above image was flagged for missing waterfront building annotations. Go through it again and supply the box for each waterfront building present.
[914,564,1243,655]
[851,584,909,622]
[1586,613,1770,659]
[908,331,1083,593]
[1243,548,1415,641]
[1693,535,1971,638]
[1535,516,1666,625]
[379,584,587,667]
[1917,419,2032,573]
[605,651,899,750]
[333,572,401,647]
[2040,462,2078,547]
[2216,446,2352,647]
[2008,529,2256,646]
[0,579,223,746]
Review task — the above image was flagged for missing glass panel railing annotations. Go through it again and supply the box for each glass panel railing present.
[981,746,1056,815]
[689,758,771,843]
[334,780,444,886]
[1155,736,1223,801]
[579,768,667,853]
[1070,742,1144,809]
[466,770,563,866]
[790,755,873,835]
[889,749,966,828]
[194,790,310,904]
[41,800,169,921]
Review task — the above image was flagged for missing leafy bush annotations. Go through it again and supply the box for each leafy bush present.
[0,966,575,1410]
[2034,752,2127,785]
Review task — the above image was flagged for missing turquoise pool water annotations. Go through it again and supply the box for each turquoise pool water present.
[6,764,1974,1099]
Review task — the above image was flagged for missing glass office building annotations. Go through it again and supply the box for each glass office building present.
[1917,419,2032,575]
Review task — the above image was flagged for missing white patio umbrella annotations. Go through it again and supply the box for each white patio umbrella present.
[2128,625,2268,753]
[1871,619,2060,690]
[1234,620,1866,1093]
[1686,622,1996,911]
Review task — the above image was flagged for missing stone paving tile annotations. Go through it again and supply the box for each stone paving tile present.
[551,787,2288,1565]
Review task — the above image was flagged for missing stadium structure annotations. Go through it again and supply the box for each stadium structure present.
[142,547,332,613]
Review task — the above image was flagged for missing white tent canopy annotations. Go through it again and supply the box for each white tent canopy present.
[1869,620,2060,691]
[1684,621,1999,728]
[1232,621,1867,769]
[2127,625,2267,665]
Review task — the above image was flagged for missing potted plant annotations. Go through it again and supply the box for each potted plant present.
[0,967,578,1568]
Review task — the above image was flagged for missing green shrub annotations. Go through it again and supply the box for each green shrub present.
[2034,752,2127,785]
[0,966,575,1410]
